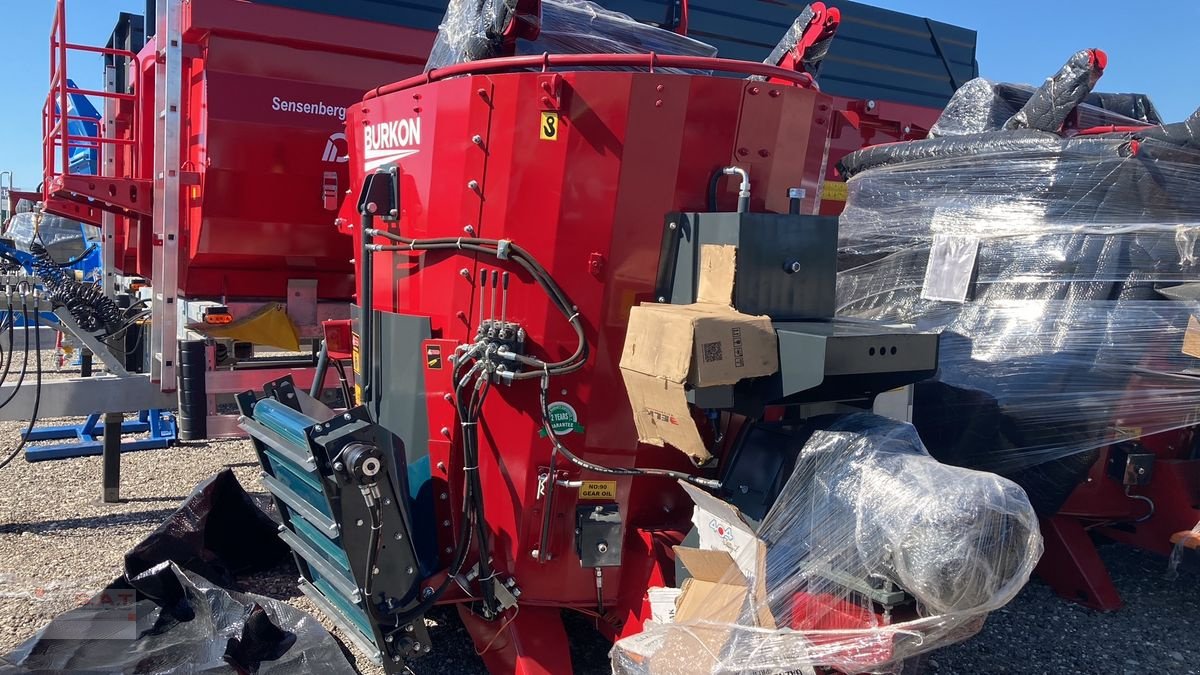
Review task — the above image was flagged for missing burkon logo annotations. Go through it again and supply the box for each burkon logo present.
[364,118,421,170]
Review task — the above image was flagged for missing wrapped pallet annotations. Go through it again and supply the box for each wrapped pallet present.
[612,414,1041,674]
[834,53,1200,513]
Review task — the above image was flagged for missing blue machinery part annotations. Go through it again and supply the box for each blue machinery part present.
[237,376,431,671]
[22,409,177,462]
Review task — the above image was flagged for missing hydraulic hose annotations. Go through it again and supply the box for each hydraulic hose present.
[0,297,43,470]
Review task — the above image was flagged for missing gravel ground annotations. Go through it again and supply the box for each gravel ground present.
[0,349,1197,673]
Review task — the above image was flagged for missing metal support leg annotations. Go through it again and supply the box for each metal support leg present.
[1036,515,1122,611]
[102,411,124,503]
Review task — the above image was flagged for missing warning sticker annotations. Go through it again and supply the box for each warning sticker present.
[579,481,617,500]
[351,333,361,373]
[540,111,559,141]
[426,344,443,370]
[821,180,847,202]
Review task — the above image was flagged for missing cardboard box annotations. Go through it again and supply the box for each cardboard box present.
[643,482,781,673]
[620,245,779,461]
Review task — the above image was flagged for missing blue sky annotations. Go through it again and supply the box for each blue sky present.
[1,0,1197,191]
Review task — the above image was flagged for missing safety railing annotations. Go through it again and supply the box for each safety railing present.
[42,0,142,197]
[365,52,819,100]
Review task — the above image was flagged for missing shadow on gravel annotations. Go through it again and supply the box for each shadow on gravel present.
[0,508,178,535]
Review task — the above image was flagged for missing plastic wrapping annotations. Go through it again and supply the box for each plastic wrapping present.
[611,414,1041,674]
[3,211,97,260]
[930,80,1157,139]
[0,470,347,673]
[0,562,355,674]
[426,0,717,72]
[836,103,1200,511]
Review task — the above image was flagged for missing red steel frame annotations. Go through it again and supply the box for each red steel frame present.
[43,0,150,224]
[348,53,829,674]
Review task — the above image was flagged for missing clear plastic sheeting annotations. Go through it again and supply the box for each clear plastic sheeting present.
[1003,48,1104,133]
[0,562,356,674]
[3,211,96,260]
[611,414,1041,675]
[836,82,1200,512]
[426,0,717,72]
[930,80,1152,139]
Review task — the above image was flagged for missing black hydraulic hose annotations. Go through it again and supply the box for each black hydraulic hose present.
[380,358,485,632]
[367,231,588,377]
[463,373,497,615]
[360,213,374,406]
[310,339,330,400]
[537,380,720,489]
[55,243,98,267]
[0,295,15,389]
[0,294,32,410]
[331,358,353,408]
[0,300,43,470]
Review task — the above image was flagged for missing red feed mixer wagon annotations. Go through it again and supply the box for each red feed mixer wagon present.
[233,2,979,673]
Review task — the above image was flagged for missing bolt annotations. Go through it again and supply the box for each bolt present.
[437,461,447,471]
[406,566,414,574]
[656,84,665,92]
[439,492,448,500]
[668,221,677,230]
[406,624,415,632]
[904,126,912,134]
[343,413,353,420]
[656,296,666,302]
[277,524,285,532]
[594,505,604,513]
[655,100,663,107]
[356,519,364,527]
[463,224,476,235]
[373,566,380,575]
[413,644,423,652]
[383,498,391,505]
[298,577,305,584]
[334,462,345,472]
[597,542,608,553]
[444,546,453,554]
[440,427,450,437]
[768,89,780,98]
[443,519,451,527]
[472,135,483,145]
[759,149,770,158]
[467,180,480,191]
[385,635,394,643]
[392,655,402,663]
[442,394,453,403]
[866,99,876,111]
[395,532,404,540]
[459,268,472,279]
[750,86,761,95]
[530,549,540,559]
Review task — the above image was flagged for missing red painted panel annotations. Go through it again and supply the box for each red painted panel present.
[348,66,829,614]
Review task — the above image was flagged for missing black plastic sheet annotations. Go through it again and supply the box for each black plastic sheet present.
[1,470,354,674]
